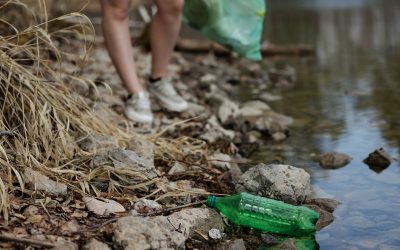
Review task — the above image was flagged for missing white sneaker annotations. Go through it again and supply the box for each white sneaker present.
[124,91,153,123]
[148,78,188,112]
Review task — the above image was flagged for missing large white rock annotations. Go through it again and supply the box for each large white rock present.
[113,208,224,250]
[236,164,311,204]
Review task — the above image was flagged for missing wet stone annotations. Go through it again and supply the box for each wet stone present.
[236,164,311,204]
[363,148,393,171]
[318,152,352,169]
[303,204,334,230]
[305,198,341,213]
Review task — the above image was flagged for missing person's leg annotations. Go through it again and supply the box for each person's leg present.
[150,0,184,79]
[100,0,143,94]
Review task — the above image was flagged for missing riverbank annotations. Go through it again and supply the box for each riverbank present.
[0,2,345,249]
[0,25,341,248]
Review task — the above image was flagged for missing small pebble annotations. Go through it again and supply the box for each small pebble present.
[208,228,221,240]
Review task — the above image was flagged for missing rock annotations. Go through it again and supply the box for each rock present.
[200,116,235,144]
[259,92,282,102]
[272,132,287,141]
[78,134,119,153]
[200,74,217,83]
[92,149,158,179]
[254,112,293,132]
[271,237,316,250]
[234,100,293,134]
[260,234,279,245]
[209,153,232,170]
[239,101,271,118]
[303,204,334,230]
[83,197,125,216]
[205,84,229,107]
[363,148,393,171]
[185,102,209,117]
[23,205,39,217]
[134,199,162,214]
[236,164,311,204]
[218,99,240,125]
[127,136,155,168]
[220,239,246,250]
[167,161,186,175]
[245,131,261,143]
[83,239,111,250]
[318,152,352,169]
[24,168,68,196]
[208,228,222,240]
[305,198,341,213]
[52,242,78,250]
[167,208,224,236]
[114,208,223,250]
[60,220,80,233]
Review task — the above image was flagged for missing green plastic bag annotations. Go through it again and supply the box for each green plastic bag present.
[183,0,266,60]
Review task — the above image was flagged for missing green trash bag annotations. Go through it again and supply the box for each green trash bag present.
[183,0,266,60]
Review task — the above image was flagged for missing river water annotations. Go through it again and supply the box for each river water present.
[252,0,400,249]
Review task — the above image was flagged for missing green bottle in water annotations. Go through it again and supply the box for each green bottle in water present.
[207,192,319,236]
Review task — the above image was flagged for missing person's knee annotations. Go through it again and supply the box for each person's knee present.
[102,0,130,21]
[156,0,184,19]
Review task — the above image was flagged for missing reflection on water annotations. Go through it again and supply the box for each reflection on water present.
[255,0,400,249]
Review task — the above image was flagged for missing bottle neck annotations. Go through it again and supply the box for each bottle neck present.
[207,195,217,208]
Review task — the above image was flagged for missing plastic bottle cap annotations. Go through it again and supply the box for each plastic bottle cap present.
[208,195,216,208]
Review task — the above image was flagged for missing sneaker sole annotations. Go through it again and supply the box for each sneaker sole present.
[124,110,153,123]
[150,92,188,112]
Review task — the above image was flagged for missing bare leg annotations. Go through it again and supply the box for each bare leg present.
[100,0,143,93]
[151,0,184,79]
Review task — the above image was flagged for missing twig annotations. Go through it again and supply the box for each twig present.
[79,217,120,233]
[0,131,16,137]
[144,200,206,217]
[207,158,251,164]
[0,234,55,248]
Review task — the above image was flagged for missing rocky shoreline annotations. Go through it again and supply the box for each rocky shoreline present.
[64,41,340,249]
[2,38,340,249]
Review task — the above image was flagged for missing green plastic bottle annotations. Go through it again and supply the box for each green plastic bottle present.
[207,192,319,236]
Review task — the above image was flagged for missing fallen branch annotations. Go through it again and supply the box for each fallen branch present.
[0,234,55,248]
[175,38,315,57]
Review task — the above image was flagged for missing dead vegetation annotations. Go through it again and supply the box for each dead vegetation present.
[0,0,214,228]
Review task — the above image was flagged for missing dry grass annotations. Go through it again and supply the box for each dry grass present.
[0,0,211,223]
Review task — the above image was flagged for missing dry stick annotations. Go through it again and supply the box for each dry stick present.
[0,234,55,248]
[0,131,16,137]
[144,200,206,217]
[80,200,207,233]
